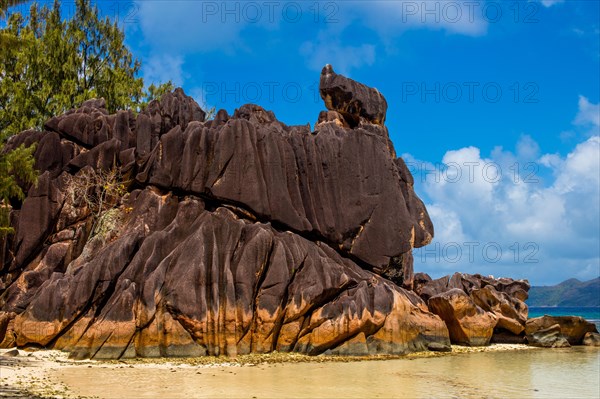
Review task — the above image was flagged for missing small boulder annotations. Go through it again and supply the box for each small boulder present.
[427,341,452,352]
[413,272,432,297]
[80,98,107,111]
[527,324,570,348]
[142,87,206,136]
[316,110,350,128]
[526,316,598,345]
[2,348,19,357]
[583,332,600,347]
[319,64,387,127]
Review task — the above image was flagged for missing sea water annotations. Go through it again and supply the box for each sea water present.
[56,347,600,399]
[529,306,600,329]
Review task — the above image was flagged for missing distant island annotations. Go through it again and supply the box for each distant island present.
[528,278,600,307]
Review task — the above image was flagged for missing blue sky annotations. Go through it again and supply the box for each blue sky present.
[6,0,600,285]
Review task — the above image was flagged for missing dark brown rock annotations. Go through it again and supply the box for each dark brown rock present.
[80,98,107,111]
[13,172,66,267]
[413,272,432,295]
[319,65,387,127]
[45,110,106,148]
[3,130,44,153]
[66,139,121,172]
[6,188,449,359]
[377,252,414,290]
[1,242,71,315]
[417,273,531,303]
[136,106,432,272]
[0,70,452,359]
[490,330,526,344]
[114,110,132,151]
[479,275,530,302]
[140,88,206,141]
[135,113,152,157]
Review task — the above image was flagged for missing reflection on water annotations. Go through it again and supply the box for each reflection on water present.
[57,347,600,399]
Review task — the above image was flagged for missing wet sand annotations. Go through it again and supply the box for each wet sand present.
[1,345,598,398]
[0,350,74,398]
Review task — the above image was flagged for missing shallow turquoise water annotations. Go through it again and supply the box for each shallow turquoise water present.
[57,347,600,399]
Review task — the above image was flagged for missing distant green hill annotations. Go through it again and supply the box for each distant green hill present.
[527,277,600,307]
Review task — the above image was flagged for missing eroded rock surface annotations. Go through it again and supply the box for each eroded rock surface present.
[415,273,530,345]
[319,65,387,127]
[526,324,570,348]
[428,289,496,346]
[583,332,600,346]
[526,316,598,346]
[0,68,450,358]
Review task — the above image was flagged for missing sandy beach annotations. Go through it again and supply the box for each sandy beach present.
[4,344,598,399]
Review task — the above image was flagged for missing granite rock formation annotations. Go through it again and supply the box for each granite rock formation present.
[526,324,571,348]
[414,272,530,345]
[583,332,600,346]
[0,67,451,359]
[428,288,497,346]
[525,316,598,346]
[319,64,387,127]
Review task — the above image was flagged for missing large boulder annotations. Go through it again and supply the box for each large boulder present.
[526,316,598,345]
[5,188,449,359]
[0,68,451,359]
[136,102,432,277]
[428,289,496,346]
[44,99,111,148]
[12,172,67,268]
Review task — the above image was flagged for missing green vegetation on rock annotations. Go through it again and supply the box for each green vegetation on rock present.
[0,0,172,236]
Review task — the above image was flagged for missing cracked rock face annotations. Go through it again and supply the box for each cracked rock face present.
[525,316,598,346]
[414,272,531,346]
[0,68,450,358]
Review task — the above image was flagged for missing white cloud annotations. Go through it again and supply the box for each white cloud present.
[143,54,185,87]
[134,1,252,54]
[540,0,564,7]
[132,1,490,77]
[516,134,541,160]
[410,116,600,285]
[300,38,376,74]
[574,95,600,129]
[358,0,488,37]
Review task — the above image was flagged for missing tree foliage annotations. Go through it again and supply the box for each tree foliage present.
[0,0,25,14]
[1,0,146,135]
[145,82,175,106]
[0,143,37,236]
[0,0,172,236]
[0,0,28,65]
